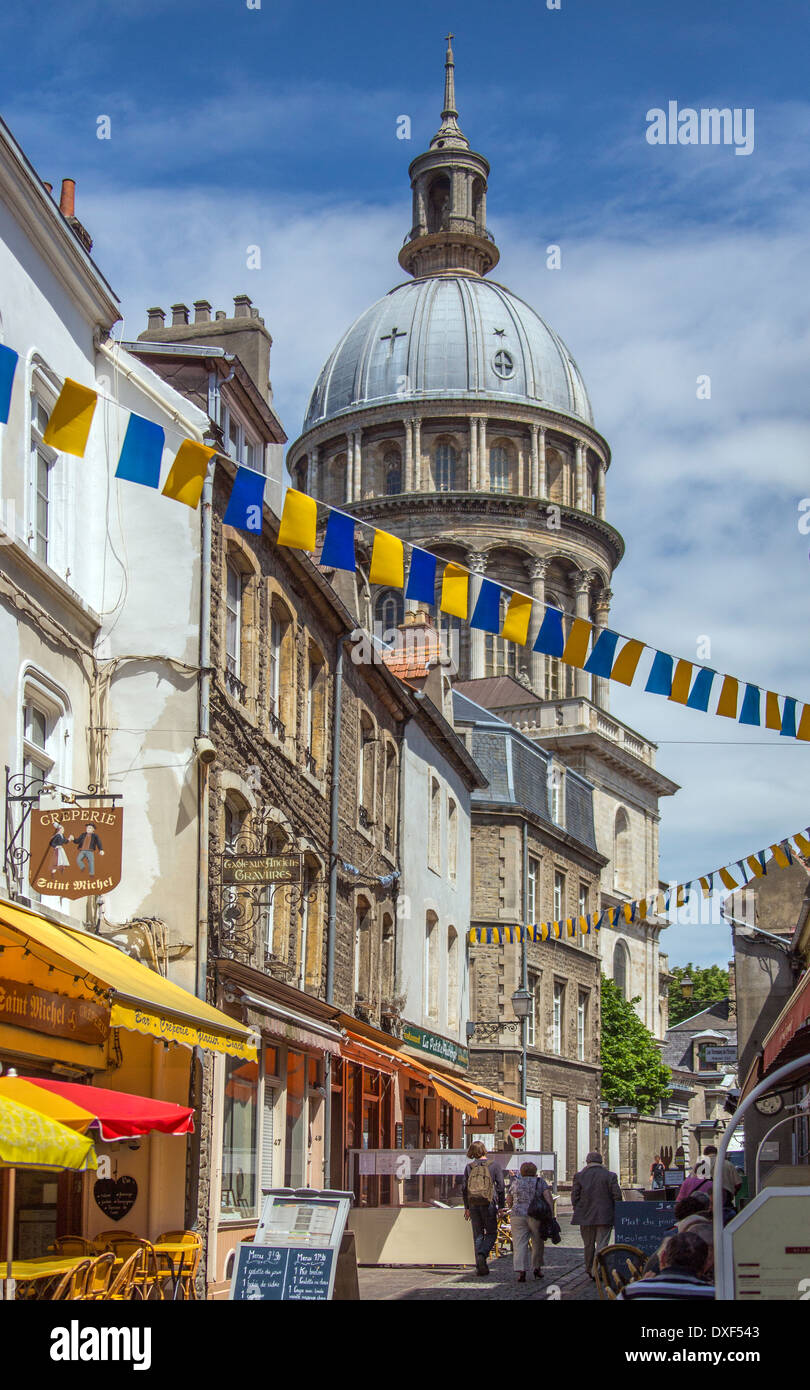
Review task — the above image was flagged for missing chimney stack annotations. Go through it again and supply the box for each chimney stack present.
[193,299,212,324]
[43,181,53,195]
[171,303,190,326]
[147,307,166,331]
[233,294,252,319]
[59,178,76,218]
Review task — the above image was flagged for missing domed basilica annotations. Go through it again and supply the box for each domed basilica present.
[287,37,678,1038]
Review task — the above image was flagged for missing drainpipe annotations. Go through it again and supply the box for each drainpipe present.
[323,633,348,1186]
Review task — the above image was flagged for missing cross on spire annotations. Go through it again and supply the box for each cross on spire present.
[442,32,457,119]
[380,326,407,354]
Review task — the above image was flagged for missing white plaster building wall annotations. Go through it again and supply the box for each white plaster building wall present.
[396,716,472,1049]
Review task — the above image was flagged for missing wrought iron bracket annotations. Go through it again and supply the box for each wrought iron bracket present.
[3,767,120,895]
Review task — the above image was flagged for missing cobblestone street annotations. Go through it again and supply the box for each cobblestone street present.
[358,1216,598,1301]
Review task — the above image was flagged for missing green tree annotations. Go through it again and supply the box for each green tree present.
[668,962,729,1026]
[600,974,671,1113]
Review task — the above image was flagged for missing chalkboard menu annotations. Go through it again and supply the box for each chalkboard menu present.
[231,1242,335,1301]
[614,1200,677,1255]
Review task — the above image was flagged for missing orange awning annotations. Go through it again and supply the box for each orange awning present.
[341,1029,525,1119]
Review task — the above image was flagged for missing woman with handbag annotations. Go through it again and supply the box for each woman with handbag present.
[506,1161,553,1282]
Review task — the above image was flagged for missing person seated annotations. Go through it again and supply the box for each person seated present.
[642,1192,713,1278]
[618,1232,715,1300]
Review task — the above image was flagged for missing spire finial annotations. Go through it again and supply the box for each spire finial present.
[442,33,457,120]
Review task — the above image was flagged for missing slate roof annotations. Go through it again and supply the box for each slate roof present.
[661,998,736,1072]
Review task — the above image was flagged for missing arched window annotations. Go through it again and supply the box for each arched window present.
[376,589,404,641]
[545,656,561,700]
[428,777,441,872]
[447,926,459,1030]
[424,911,439,1019]
[264,824,292,961]
[484,632,518,678]
[333,453,347,506]
[547,447,565,504]
[614,808,632,893]
[434,442,457,492]
[304,643,326,774]
[358,711,376,828]
[383,742,398,855]
[225,561,243,682]
[268,594,294,737]
[489,444,513,494]
[383,449,402,496]
[354,896,372,1001]
[590,464,599,516]
[427,176,451,233]
[296,853,323,992]
[613,940,630,1000]
[381,912,395,1004]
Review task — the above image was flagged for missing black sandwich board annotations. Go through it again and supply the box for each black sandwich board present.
[231,1242,335,1301]
[614,1200,677,1255]
[230,1188,352,1302]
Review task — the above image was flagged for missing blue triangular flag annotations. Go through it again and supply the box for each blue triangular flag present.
[583,628,620,677]
[405,547,437,604]
[646,651,674,696]
[780,697,797,738]
[469,578,502,633]
[533,606,565,656]
[319,509,356,572]
[686,667,716,711]
[114,413,165,489]
[224,465,266,531]
[739,684,761,726]
[0,344,18,424]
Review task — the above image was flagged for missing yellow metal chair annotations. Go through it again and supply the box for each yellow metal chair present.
[81,1252,117,1300]
[93,1229,138,1252]
[594,1243,648,1300]
[155,1230,202,1300]
[49,1236,97,1257]
[100,1250,143,1301]
[49,1259,93,1300]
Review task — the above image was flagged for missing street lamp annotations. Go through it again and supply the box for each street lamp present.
[681,975,694,1000]
[510,988,532,1020]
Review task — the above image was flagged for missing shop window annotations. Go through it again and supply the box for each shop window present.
[221,1053,259,1218]
[447,926,459,1030]
[284,1049,307,1188]
[428,776,441,872]
[424,911,439,1021]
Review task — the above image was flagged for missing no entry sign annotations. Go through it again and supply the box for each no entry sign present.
[509,1122,526,1140]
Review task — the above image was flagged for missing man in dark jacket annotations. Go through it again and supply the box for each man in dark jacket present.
[571,1150,622,1277]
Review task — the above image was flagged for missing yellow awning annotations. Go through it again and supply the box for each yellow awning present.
[465,1084,526,1119]
[0,901,257,1061]
[342,1030,480,1117]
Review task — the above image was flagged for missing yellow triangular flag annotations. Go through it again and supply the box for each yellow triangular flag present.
[440,563,468,618]
[501,592,532,645]
[562,617,592,668]
[369,529,404,587]
[797,706,810,741]
[770,844,791,869]
[611,639,645,685]
[566,918,575,937]
[655,892,667,913]
[277,488,317,550]
[793,833,810,857]
[676,886,687,907]
[669,659,693,704]
[161,441,216,508]
[746,855,765,878]
[699,877,712,897]
[716,676,739,719]
[540,923,549,941]
[638,900,648,919]
[42,378,98,457]
[765,692,782,731]
[718,867,738,890]
[622,902,633,922]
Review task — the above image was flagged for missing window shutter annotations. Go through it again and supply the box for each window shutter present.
[261,1086,275,1193]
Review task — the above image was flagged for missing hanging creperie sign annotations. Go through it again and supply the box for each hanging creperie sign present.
[28,805,123,900]
[222,852,301,885]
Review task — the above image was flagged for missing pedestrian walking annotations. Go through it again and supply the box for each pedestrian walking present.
[570,1150,622,1279]
[462,1140,505,1276]
[507,1161,553,1282]
[649,1154,665,1189]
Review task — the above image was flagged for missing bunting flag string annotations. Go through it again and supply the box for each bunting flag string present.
[4,337,810,744]
[467,821,810,945]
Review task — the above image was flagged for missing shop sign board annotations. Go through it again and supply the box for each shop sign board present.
[0,977,108,1046]
[614,1201,677,1255]
[222,851,300,885]
[231,1190,351,1301]
[704,1045,738,1065]
[400,1022,468,1069]
[28,805,123,899]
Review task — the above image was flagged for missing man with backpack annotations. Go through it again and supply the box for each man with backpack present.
[462,1140,506,1275]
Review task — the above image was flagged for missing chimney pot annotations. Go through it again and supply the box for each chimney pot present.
[43,181,53,195]
[250,306,259,319]
[59,178,76,218]
[215,310,227,321]
[147,307,166,331]
[193,299,212,324]
[171,303,190,326]
[233,294,252,318]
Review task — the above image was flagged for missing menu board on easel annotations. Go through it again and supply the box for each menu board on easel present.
[230,1190,352,1302]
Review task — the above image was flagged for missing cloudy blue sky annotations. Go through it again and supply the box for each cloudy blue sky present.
[2,0,809,967]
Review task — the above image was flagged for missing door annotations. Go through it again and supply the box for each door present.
[576,1103,590,1173]
[526,1095,542,1152]
[552,1098,567,1182]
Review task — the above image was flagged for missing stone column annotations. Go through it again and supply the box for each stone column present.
[529,424,539,497]
[478,418,489,492]
[468,551,487,678]
[308,448,319,496]
[527,557,548,695]
[592,587,613,710]
[537,427,547,499]
[344,435,353,502]
[413,417,422,490]
[469,418,479,490]
[597,459,606,518]
[404,419,414,492]
[352,429,363,501]
[575,440,586,511]
[574,575,591,697]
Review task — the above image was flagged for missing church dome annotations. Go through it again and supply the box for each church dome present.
[303,273,593,431]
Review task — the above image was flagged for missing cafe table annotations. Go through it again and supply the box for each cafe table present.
[152,1242,195,1301]
[0,1254,88,1298]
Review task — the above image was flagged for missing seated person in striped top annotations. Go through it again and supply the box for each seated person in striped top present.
[618,1231,715,1301]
